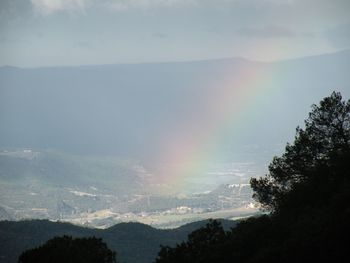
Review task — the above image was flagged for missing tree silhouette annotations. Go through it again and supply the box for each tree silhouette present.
[251,91,350,212]
[155,220,227,263]
[18,235,117,263]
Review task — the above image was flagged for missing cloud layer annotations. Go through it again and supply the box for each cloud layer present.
[0,0,349,67]
[237,26,295,38]
[326,23,350,48]
[105,0,195,11]
[30,0,91,15]
[30,0,196,14]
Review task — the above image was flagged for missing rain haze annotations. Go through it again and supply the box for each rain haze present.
[0,0,350,232]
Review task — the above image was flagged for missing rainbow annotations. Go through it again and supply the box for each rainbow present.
[150,58,285,194]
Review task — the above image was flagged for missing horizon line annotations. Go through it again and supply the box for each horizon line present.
[1,48,349,70]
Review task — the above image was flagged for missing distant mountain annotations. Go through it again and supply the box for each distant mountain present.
[1,50,349,194]
[1,50,349,158]
[0,219,237,263]
[0,50,349,229]
[0,149,143,195]
[0,206,12,221]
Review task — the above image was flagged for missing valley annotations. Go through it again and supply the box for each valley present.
[0,149,259,228]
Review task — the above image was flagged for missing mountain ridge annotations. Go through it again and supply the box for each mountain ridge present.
[1,49,349,70]
[0,218,237,263]
[1,48,349,158]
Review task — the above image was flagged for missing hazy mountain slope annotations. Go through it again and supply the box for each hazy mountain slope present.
[0,149,142,192]
[0,148,257,228]
[0,50,348,227]
[1,50,349,158]
[0,219,237,263]
[0,149,148,223]
[0,206,12,221]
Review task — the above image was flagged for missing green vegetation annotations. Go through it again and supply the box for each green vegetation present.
[155,92,350,263]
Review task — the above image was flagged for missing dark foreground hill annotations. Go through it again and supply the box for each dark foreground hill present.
[0,219,236,263]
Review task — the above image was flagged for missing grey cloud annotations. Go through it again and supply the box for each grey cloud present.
[30,0,91,16]
[75,41,94,49]
[29,0,197,15]
[152,33,167,38]
[0,36,8,43]
[0,0,32,23]
[326,23,350,48]
[237,25,296,38]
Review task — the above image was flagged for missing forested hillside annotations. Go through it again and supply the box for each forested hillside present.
[0,219,236,263]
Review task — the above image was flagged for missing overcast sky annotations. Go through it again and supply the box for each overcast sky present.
[1,0,350,67]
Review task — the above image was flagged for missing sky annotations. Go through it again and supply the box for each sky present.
[0,0,350,67]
